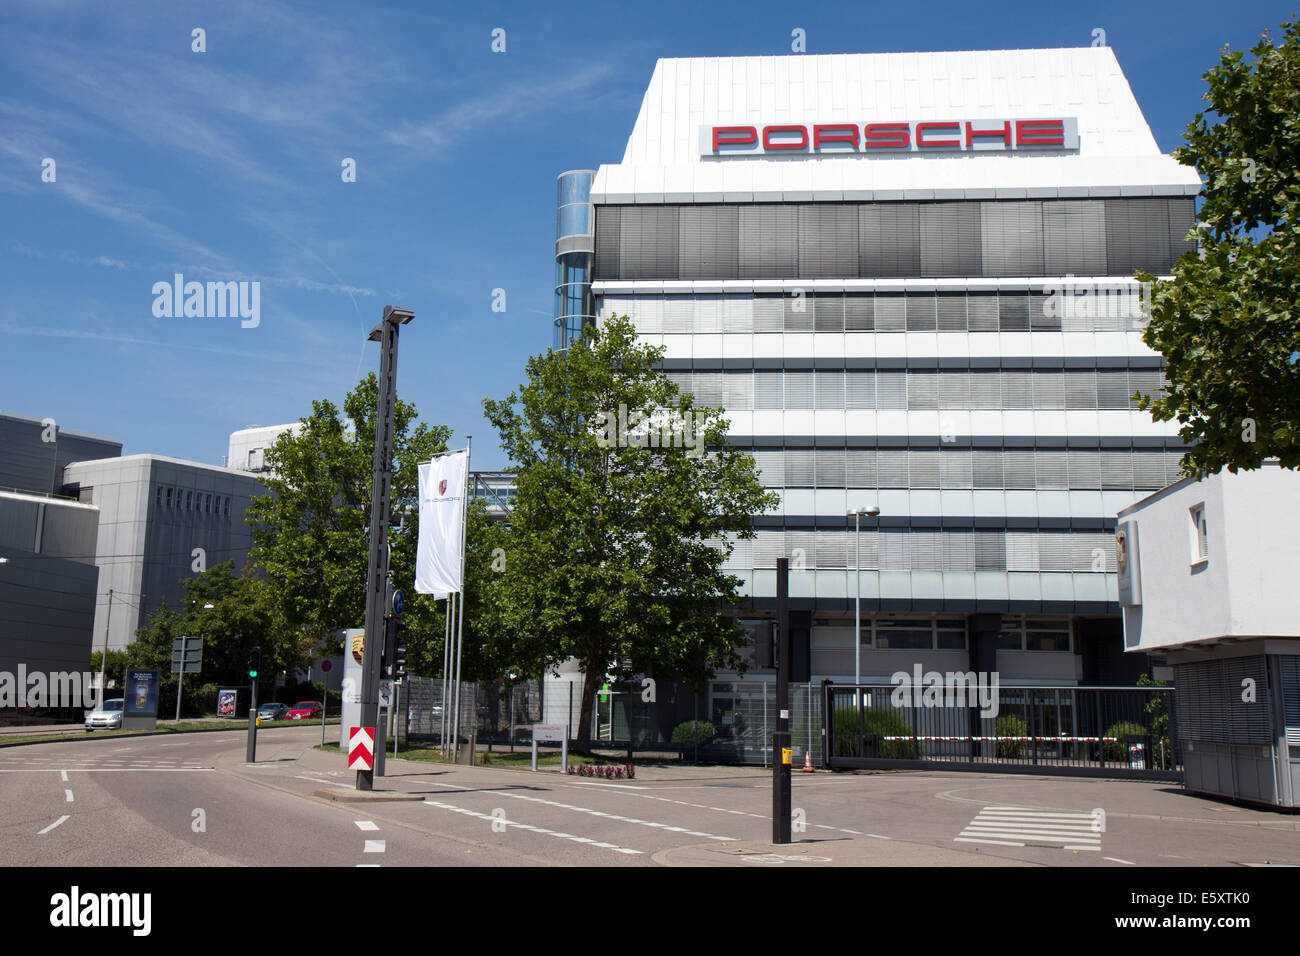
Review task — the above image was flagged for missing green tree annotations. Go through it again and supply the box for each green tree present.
[1138,19,1300,476]
[483,315,777,749]
[246,375,451,663]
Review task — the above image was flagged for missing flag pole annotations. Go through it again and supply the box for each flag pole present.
[451,437,471,760]
[441,594,451,754]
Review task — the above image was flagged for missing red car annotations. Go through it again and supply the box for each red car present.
[286,700,323,720]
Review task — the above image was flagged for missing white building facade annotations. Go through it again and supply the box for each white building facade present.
[556,48,1199,691]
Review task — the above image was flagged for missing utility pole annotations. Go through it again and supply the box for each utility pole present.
[97,588,113,707]
[357,306,414,790]
[772,557,791,844]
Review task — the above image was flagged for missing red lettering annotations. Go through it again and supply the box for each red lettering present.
[965,120,1012,148]
[862,122,910,149]
[762,125,809,150]
[812,124,860,151]
[1015,119,1065,147]
[915,121,960,148]
[712,126,758,151]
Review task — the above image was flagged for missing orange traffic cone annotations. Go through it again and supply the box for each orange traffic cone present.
[801,749,815,773]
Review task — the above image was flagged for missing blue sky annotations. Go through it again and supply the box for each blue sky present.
[1,0,1292,471]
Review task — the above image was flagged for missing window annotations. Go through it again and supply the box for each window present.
[998,615,1073,652]
[186,491,193,511]
[205,493,212,514]
[166,487,173,509]
[156,486,163,508]
[1190,503,1208,563]
[224,497,231,518]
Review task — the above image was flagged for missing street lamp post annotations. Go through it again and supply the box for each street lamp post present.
[849,505,881,695]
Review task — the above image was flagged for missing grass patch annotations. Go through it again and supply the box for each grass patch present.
[316,741,621,768]
[0,717,341,748]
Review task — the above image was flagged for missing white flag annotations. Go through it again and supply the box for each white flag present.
[415,450,468,594]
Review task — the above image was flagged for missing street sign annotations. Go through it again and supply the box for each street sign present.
[320,659,333,673]
[170,635,203,674]
[348,726,375,771]
[391,589,404,616]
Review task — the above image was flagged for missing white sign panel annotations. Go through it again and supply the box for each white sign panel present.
[416,450,468,595]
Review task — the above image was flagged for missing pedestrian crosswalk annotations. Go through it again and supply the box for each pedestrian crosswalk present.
[955,805,1103,851]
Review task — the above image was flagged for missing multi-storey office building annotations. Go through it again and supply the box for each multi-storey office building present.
[555,48,1198,696]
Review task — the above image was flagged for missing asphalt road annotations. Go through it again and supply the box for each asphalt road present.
[3,725,1299,867]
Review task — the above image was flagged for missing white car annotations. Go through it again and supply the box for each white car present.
[84,698,125,732]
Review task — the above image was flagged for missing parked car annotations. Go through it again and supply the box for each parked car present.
[286,700,323,720]
[84,698,125,732]
[257,702,289,721]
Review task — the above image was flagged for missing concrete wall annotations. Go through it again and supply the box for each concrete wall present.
[0,411,120,495]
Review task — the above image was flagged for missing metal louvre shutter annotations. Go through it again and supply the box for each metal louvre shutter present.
[877,449,909,488]
[663,370,691,392]
[1175,658,1271,744]
[844,294,874,330]
[724,536,753,572]
[724,370,754,410]
[815,293,844,331]
[798,204,859,277]
[860,203,921,277]
[815,370,845,409]
[969,369,1001,408]
[678,205,739,279]
[1064,369,1097,409]
[784,371,815,409]
[1001,370,1033,409]
[943,529,975,571]
[937,292,967,331]
[816,530,850,570]
[846,448,877,487]
[754,530,786,568]
[751,450,784,487]
[1037,531,1072,571]
[1036,450,1069,489]
[740,205,799,277]
[1168,198,1197,260]
[594,206,621,279]
[787,530,816,569]
[998,292,1030,331]
[754,371,784,409]
[753,294,784,332]
[691,371,724,408]
[1029,291,1059,331]
[846,370,876,409]
[938,370,970,409]
[973,448,1004,488]
[1004,449,1037,489]
[662,296,693,333]
[909,449,941,488]
[1100,449,1135,490]
[816,448,846,487]
[1032,370,1066,410]
[619,206,679,279]
[876,370,907,409]
[967,293,999,331]
[1282,657,1300,738]
[907,370,939,410]
[693,294,722,333]
[1132,450,1166,490]
[1043,200,1107,274]
[909,530,942,571]
[1006,531,1039,571]
[982,201,1044,276]
[1128,368,1166,408]
[874,292,906,331]
[1068,449,1101,489]
[879,529,907,570]
[723,295,753,332]
[1106,198,1171,275]
[1097,369,1131,409]
[920,202,982,276]
[784,450,816,488]
[939,448,972,488]
[906,292,938,331]
[1222,657,1272,742]
[853,529,880,569]
[784,291,814,332]
[1164,449,1187,484]
[975,530,1006,570]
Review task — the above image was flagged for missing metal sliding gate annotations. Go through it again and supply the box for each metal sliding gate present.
[823,683,1181,781]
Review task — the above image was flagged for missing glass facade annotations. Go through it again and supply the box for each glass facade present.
[553,170,596,350]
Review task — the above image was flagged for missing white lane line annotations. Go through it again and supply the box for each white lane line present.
[65,789,74,802]
[437,782,738,841]
[1105,857,1136,865]
[957,806,1103,851]
[356,864,380,867]
[363,840,385,853]
[60,770,68,782]
[355,821,379,831]
[0,768,214,772]
[38,815,70,835]
[423,799,641,855]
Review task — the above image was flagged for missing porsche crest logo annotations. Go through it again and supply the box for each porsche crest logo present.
[438,478,448,496]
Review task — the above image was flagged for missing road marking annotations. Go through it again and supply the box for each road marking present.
[65,789,74,802]
[423,799,642,855]
[356,863,380,867]
[363,840,385,853]
[0,768,215,773]
[956,806,1102,851]
[1105,857,1136,865]
[355,821,379,831]
[38,815,70,835]
[60,770,68,782]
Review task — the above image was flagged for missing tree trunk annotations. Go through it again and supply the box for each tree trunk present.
[575,643,603,752]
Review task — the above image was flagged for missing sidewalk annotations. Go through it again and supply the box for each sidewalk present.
[653,837,1035,867]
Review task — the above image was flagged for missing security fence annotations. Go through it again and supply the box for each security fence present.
[823,682,1179,780]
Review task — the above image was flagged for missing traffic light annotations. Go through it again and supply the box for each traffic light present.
[247,645,261,679]
[384,616,408,681]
